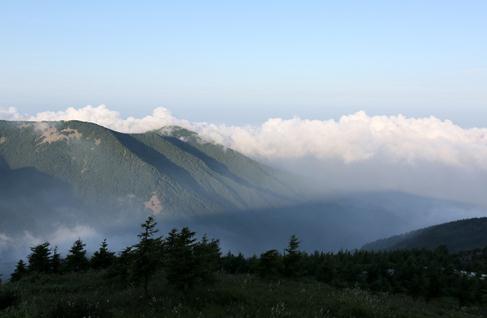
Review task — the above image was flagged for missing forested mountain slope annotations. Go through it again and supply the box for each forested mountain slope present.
[363,217,487,252]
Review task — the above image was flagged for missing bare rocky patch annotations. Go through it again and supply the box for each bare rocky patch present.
[144,193,162,215]
[35,124,83,145]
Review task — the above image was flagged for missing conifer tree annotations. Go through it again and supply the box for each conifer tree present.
[110,246,133,286]
[283,234,302,278]
[65,239,89,272]
[50,246,62,274]
[193,234,221,283]
[28,242,51,273]
[164,227,198,290]
[258,249,282,279]
[91,239,116,270]
[132,216,161,296]
[10,260,27,282]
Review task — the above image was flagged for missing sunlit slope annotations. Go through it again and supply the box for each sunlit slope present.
[0,120,296,217]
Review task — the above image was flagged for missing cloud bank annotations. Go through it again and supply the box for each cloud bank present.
[2,105,487,171]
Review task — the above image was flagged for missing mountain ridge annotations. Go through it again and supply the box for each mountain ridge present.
[362,217,487,252]
[0,119,297,218]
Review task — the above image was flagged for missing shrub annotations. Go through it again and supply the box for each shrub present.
[0,288,18,310]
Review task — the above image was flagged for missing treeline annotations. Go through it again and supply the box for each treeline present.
[11,217,220,296]
[222,244,487,306]
[9,217,487,306]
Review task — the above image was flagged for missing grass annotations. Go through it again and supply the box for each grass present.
[0,271,485,318]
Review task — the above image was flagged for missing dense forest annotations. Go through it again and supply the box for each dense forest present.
[363,218,487,252]
[1,216,487,317]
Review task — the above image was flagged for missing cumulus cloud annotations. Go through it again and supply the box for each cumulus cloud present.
[2,104,487,171]
[48,225,97,245]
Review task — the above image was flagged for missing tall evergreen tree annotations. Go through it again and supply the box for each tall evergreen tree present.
[91,239,116,270]
[258,249,282,279]
[283,234,302,278]
[28,242,51,273]
[193,235,221,283]
[132,216,161,296]
[10,260,27,282]
[109,246,133,286]
[65,239,89,272]
[50,246,62,274]
[164,227,198,290]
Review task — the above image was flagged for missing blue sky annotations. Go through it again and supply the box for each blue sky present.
[1,1,486,126]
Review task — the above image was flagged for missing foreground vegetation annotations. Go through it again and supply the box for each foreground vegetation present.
[1,216,486,317]
[1,272,484,318]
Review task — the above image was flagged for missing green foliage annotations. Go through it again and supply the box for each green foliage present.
[10,261,27,282]
[4,220,487,317]
[0,120,297,221]
[283,234,303,278]
[65,239,89,272]
[50,246,62,274]
[0,288,17,311]
[258,249,282,279]
[164,227,198,290]
[364,217,487,252]
[132,216,161,296]
[28,242,51,273]
[0,272,482,318]
[193,235,221,284]
[221,252,248,274]
[91,239,116,270]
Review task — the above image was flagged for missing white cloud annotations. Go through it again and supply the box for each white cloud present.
[1,225,97,251]
[2,105,487,171]
[0,233,13,250]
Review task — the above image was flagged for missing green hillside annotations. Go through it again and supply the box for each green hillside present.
[0,120,296,219]
[362,217,487,252]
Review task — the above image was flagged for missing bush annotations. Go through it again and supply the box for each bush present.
[0,288,18,310]
[46,298,112,318]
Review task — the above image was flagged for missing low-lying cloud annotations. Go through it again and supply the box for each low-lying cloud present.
[2,104,487,170]
[2,104,487,207]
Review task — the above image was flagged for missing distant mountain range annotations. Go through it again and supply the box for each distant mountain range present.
[1,119,487,274]
[362,217,487,252]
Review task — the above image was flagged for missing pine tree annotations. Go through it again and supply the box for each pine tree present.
[164,227,198,290]
[91,239,116,270]
[193,235,221,283]
[28,242,51,273]
[10,260,27,282]
[132,216,161,296]
[283,234,302,278]
[109,246,133,286]
[50,246,62,273]
[65,239,89,272]
[258,249,282,279]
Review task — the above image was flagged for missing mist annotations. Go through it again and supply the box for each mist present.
[2,105,487,277]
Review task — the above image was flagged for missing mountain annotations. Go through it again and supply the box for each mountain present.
[1,119,487,276]
[0,120,297,219]
[362,217,487,252]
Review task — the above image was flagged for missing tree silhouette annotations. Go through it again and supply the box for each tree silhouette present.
[28,242,51,273]
[193,234,221,283]
[91,239,116,270]
[11,260,27,282]
[283,234,302,278]
[164,227,198,290]
[50,246,62,274]
[258,249,282,279]
[65,239,89,272]
[132,216,161,296]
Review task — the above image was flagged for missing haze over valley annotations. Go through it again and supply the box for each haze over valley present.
[1,2,487,316]
[1,107,486,274]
